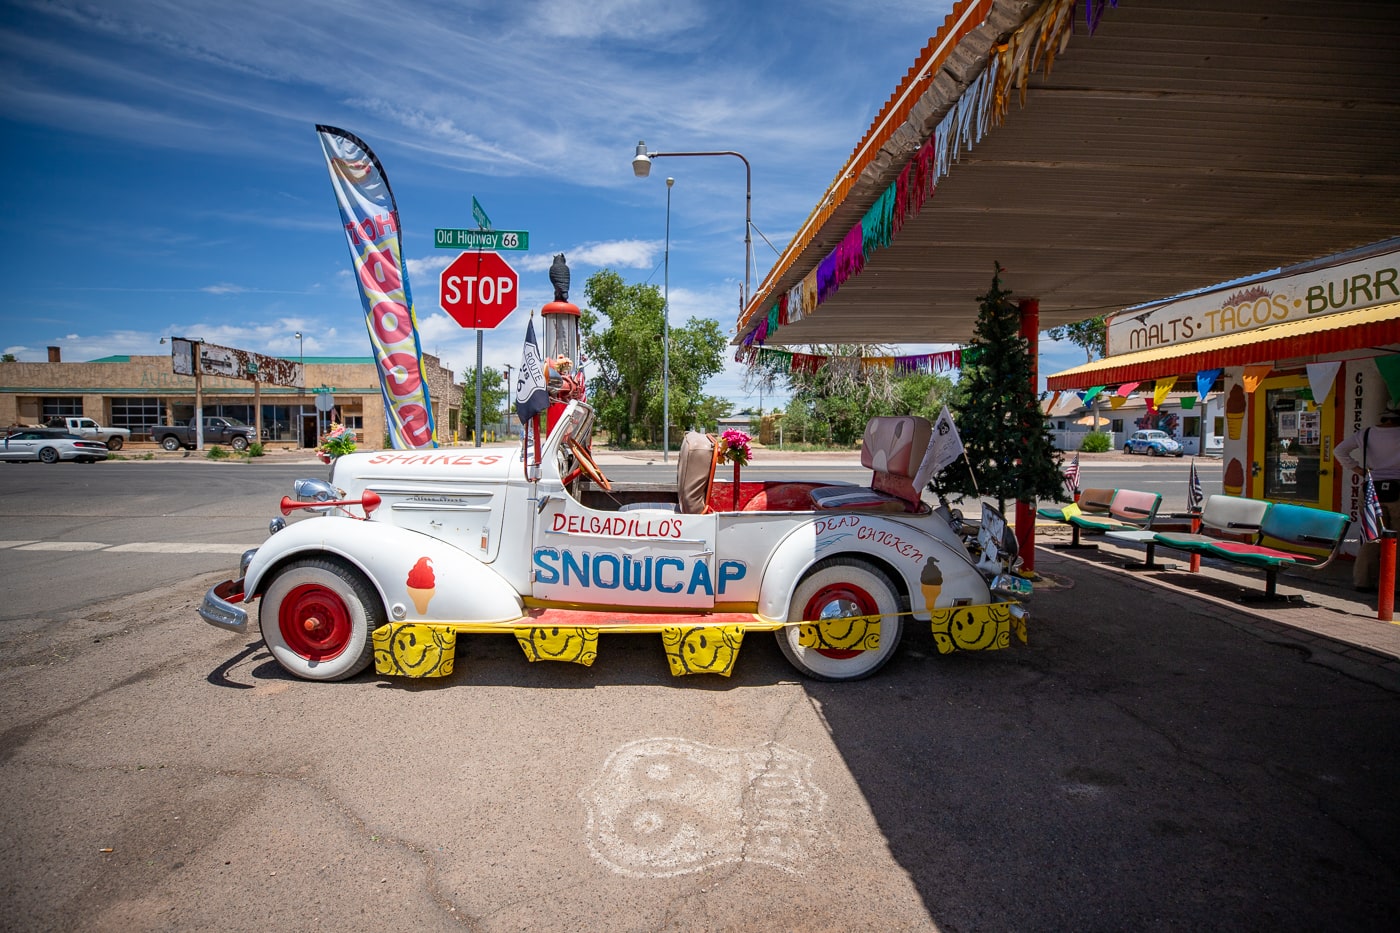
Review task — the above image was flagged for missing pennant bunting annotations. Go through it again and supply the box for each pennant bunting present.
[1242,364,1272,394]
[1305,361,1342,406]
[1153,377,1177,409]
[1115,382,1139,397]
[1196,368,1222,401]
[1082,385,1106,405]
[1373,354,1400,405]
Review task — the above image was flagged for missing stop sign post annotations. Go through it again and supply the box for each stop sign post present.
[439,251,519,329]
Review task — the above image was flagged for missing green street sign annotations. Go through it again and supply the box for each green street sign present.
[434,229,530,251]
[471,196,492,230]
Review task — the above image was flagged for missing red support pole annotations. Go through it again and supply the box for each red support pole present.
[1017,297,1040,573]
[1379,531,1396,622]
[1189,513,1202,573]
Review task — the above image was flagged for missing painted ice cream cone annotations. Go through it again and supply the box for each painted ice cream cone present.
[406,557,436,615]
[408,586,435,614]
[1223,458,1245,497]
[920,557,944,608]
[1225,384,1246,440]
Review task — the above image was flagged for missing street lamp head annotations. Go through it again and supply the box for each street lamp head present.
[632,140,652,178]
[294,332,302,341]
[666,176,674,188]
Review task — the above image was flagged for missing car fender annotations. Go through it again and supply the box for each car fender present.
[244,517,523,623]
[756,514,991,621]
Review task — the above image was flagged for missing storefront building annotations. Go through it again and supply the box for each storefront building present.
[1047,240,1400,519]
[1,348,464,448]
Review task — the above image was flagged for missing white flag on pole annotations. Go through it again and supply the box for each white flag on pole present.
[914,405,966,491]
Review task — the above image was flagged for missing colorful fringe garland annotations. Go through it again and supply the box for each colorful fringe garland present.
[743,346,963,376]
[739,0,1099,369]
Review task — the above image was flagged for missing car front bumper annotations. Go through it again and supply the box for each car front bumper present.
[199,577,248,633]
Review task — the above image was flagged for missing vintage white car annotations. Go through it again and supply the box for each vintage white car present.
[199,401,1029,682]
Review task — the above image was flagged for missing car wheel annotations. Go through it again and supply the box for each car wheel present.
[259,558,383,681]
[1123,444,1132,454]
[776,558,903,682]
[231,435,249,451]
[38,447,59,464]
[160,435,181,451]
[106,436,124,451]
[1150,445,1162,457]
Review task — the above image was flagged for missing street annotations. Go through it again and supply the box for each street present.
[2,457,1396,931]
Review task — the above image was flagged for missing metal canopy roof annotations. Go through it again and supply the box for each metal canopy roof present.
[737,0,1400,348]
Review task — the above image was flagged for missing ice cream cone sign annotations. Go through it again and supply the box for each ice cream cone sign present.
[406,556,436,615]
[1226,384,1246,440]
[920,557,944,608]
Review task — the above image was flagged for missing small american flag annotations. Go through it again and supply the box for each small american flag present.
[1187,458,1204,513]
[1062,452,1080,495]
[1362,469,1386,543]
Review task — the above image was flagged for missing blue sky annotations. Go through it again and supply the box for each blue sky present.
[1,0,1087,408]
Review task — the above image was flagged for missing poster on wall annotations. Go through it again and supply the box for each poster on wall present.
[1297,410,1320,446]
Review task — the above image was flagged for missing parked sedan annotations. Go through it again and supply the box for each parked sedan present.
[0,429,110,464]
[1123,429,1183,457]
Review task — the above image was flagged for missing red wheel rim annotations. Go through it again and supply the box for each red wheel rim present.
[803,582,877,659]
[278,582,353,661]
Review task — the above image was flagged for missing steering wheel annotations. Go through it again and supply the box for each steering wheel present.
[566,438,611,492]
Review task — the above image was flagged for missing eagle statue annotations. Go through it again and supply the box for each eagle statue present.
[549,254,570,303]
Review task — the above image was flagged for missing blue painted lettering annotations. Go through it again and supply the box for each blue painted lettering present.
[533,549,560,585]
[687,560,714,596]
[656,557,685,593]
[717,560,746,594]
[593,553,620,589]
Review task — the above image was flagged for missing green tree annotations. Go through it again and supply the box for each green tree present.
[0,353,16,363]
[938,265,1067,511]
[1045,314,1107,362]
[581,269,727,446]
[460,366,507,438]
[777,346,958,446]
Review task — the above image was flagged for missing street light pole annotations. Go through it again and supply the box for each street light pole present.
[663,176,673,464]
[632,141,752,310]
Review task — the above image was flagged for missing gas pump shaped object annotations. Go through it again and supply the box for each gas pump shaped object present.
[542,254,584,428]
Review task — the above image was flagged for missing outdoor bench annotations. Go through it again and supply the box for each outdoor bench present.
[1038,487,1162,550]
[1106,494,1270,571]
[1188,501,1350,600]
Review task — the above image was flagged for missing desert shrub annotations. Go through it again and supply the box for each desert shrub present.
[1079,432,1112,453]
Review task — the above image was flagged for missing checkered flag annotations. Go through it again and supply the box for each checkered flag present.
[1187,458,1205,514]
[1362,469,1386,543]
[1062,451,1080,496]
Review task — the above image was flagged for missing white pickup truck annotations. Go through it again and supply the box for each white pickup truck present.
[199,401,1030,683]
[44,416,130,450]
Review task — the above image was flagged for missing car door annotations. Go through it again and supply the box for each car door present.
[533,496,719,609]
[0,432,40,461]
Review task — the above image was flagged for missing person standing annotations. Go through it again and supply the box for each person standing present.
[1334,408,1400,590]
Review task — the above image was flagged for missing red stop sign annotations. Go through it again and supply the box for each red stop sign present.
[439,251,519,329]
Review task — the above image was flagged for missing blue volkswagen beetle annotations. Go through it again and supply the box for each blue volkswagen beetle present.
[1123,429,1183,457]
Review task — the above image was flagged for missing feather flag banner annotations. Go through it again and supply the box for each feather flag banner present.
[316,125,435,449]
[1362,470,1386,543]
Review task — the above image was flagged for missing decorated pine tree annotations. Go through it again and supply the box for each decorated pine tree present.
[938,264,1067,512]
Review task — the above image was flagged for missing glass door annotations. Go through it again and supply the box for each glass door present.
[1251,373,1335,507]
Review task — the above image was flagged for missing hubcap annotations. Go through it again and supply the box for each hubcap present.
[279,583,352,661]
[804,583,876,659]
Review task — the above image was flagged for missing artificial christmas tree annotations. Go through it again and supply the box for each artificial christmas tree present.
[937,264,1068,513]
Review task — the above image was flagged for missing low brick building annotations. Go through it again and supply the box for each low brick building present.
[0,347,464,449]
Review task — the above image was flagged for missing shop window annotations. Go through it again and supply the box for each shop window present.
[41,397,82,419]
[1110,419,1123,433]
[344,415,363,430]
[1213,416,1224,438]
[1182,416,1200,438]
[111,397,165,434]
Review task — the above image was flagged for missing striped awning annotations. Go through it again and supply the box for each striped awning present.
[1045,303,1400,391]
